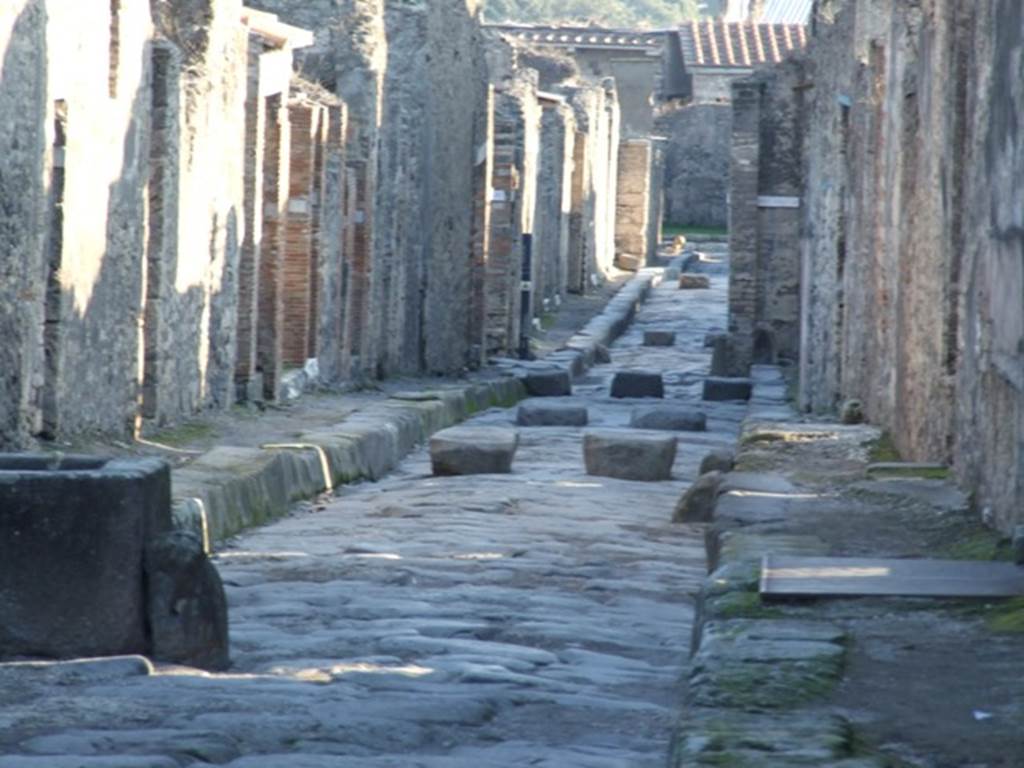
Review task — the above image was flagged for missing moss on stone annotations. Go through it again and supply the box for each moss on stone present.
[710,590,785,620]
[941,530,1013,562]
[866,432,901,463]
[150,420,217,448]
[985,598,1024,634]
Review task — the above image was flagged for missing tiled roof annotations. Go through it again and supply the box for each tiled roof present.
[759,0,814,24]
[678,20,807,68]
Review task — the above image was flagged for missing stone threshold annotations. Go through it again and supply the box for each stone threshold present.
[172,269,663,548]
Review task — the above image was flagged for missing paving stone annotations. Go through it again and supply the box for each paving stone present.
[703,377,753,402]
[678,274,711,289]
[522,369,573,397]
[610,369,664,399]
[144,530,230,671]
[516,403,589,427]
[643,330,676,347]
[630,406,706,432]
[673,471,724,523]
[429,427,519,475]
[584,431,678,481]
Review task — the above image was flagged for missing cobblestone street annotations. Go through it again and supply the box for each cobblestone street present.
[0,256,743,767]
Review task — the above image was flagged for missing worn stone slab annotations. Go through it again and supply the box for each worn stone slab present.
[0,456,171,660]
[630,406,706,432]
[703,377,753,402]
[673,471,724,523]
[689,619,846,710]
[670,710,879,767]
[643,330,676,347]
[678,273,711,289]
[516,403,589,427]
[430,427,519,476]
[761,555,1024,599]
[584,430,677,481]
[610,369,664,399]
[523,369,573,397]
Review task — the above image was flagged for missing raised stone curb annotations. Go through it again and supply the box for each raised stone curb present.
[172,270,664,546]
[670,365,880,767]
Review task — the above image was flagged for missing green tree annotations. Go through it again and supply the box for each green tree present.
[481,0,701,27]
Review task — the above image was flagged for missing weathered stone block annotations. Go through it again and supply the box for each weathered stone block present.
[643,330,676,347]
[703,377,753,401]
[517,403,589,427]
[630,406,706,432]
[430,427,519,476]
[679,273,711,289]
[523,369,573,397]
[145,531,230,671]
[583,431,677,481]
[610,370,664,399]
[0,456,171,660]
[673,471,724,522]
[700,448,736,475]
[840,399,864,425]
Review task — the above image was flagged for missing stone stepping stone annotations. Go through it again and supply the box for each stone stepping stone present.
[610,370,664,399]
[583,430,677,481]
[630,406,706,432]
[643,330,676,347]
[679,273,711,289]
[516,403,589,427]
[523,369,572,397]
[430,427,519,476]
[703,376,753,401]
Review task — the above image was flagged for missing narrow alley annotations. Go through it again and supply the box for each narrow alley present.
[0,251,745,766]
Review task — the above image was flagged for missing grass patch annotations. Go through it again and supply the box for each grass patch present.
[940,529,1013,562]
[867,432,902,463]
[986,598,1024,634]
[149,420,217,448]
[869,466,952,481]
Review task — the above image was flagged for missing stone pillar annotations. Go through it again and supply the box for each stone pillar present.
[727,80,762,375]
[614,139,653,271]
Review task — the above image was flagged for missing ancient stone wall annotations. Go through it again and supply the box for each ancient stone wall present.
[659,104,731,229]
[745,0,1023,530]
[147,0,249,423]
[0,1,48,448]
[0,0,155,443]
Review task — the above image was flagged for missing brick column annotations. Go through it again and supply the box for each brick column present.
[282,102,316,368]
[234,48,264,399]
[257,93,289,401]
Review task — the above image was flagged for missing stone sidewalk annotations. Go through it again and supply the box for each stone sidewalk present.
[672,369,1024,767]
[0,249,750,765]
